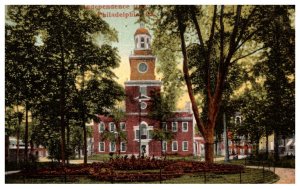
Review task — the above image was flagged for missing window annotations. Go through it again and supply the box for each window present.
[146,38,150,48]
[162,122,167,131]
[135,130,140,139]
[172,141,178,151]
[182,122,188,132]
[140,37,145,48]
[148,130,153,139]
[182,141,188,151]
[99,142,105,152]
[172,122,178,132]
[110,142,116,152]
[140,102,147,110]
[120,122,126,131]
[120,142,126,152]
[141,124,147,139]
[109,122,115,132]
[140,86,147,95]
[138,63,148,73]
[162,141,167,152]
[98,122,105,133]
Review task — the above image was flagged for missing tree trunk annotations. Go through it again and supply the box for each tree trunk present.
[265,133,269,159]
[66,117,70,165]
[59,8,66,165]
[16,127,20,164]
[24,101,29,164]
[80,71,88,165]
[16,106,21,164]
[204,129,215,163]
[274,129,279,161]
[83,123,87,164]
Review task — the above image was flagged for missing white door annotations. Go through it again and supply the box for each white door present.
[141,143,149,157]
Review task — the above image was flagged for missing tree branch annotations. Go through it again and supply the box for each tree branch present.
[235,6,258,48]
[175,7,206,136]
[230,46,266,65]
[225,5,242,65]
[234,26,263,52]
[190,5,212,99]
[207,5,217,57]
[219,5,225,77]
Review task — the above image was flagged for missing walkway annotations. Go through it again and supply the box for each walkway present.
[274,167,295,184]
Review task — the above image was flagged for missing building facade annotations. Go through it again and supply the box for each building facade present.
[92,25,196,157]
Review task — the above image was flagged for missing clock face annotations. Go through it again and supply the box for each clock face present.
[140,102,147,109]
[138,63,148,73]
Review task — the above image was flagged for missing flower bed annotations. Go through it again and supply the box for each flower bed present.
[13,158,244,182]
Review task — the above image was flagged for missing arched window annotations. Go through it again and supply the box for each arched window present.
[141,124,147,139]
[140,37,145,48]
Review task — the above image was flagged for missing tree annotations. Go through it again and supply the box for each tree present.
[255,6,295,160]
[149,91,175,158]
[146,5,268,163]
[6,5,124,165]
[6,6,46,164]
[100,107,127,157]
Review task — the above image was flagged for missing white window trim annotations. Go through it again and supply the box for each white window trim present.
[109,142,116,152]
[172,141,178,152]
[182,122,188,132]
[98,122,105,133]
[120,142,126,152]
[120,122,126,131]
[99,142,105,152]
[172,122,178,132]
[109,122,115,132]
[182,141,188,151]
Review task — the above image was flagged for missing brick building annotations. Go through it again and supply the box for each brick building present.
[92,24,199,157]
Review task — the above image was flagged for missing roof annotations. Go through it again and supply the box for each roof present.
[134,27,150,36]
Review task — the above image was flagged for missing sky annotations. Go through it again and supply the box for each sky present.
[96,5,190,110]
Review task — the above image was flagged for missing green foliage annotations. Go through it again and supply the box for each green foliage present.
[5,5,125,163]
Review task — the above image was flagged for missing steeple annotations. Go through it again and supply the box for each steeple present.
[129,25,156,81]
[134,23,151,55]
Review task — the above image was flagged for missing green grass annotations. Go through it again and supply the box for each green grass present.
[87,154,111,161]
[5,168,278,184]
[161,168,278,184]
[217,158,295,168]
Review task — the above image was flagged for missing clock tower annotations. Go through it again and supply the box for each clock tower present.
[125,24,161,114]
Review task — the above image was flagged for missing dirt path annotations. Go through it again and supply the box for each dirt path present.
[274,167,295,184]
